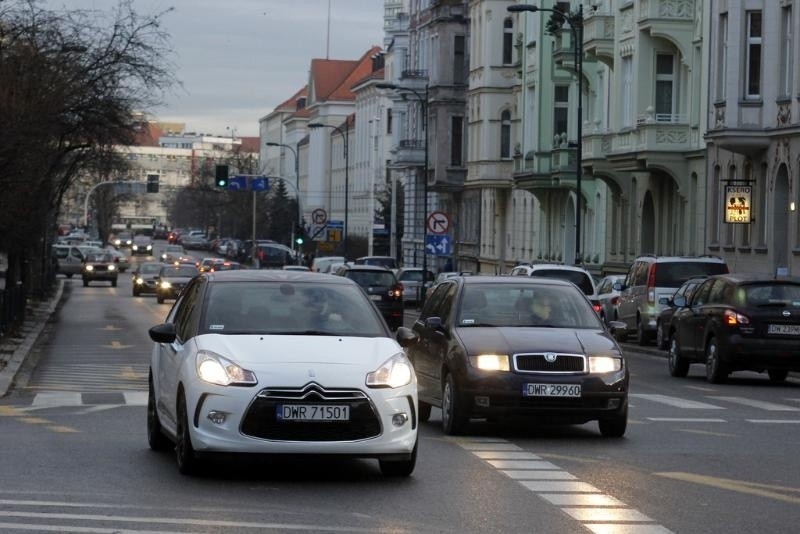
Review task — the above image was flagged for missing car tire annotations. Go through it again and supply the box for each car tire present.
[636,316,652,346]
[175,391,199,475]
[613,327,627,342]
[768,369,789,383]
[656,320,667,350]
[111,279,117,288]
[147,374,170,452]
[442,373,468,435]
[157,295,165,304]
[668,336,690,378]
[82,279,88,287]
[418,401,432,423]
[66,273,74,279]
[705,337,728,384]
[133,288,140,297]
[378,439,417,477]
[598,404,628,438]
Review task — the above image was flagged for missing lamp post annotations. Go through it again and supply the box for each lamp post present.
[376,81,429,300]
[266,141,302,261]
[309,121,350,259]
[509,3,584,265]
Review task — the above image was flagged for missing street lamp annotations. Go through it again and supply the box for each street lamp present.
[509,3,584,265]
[309,121,350,259]
[376,81,429,298]
[266,141,302,260]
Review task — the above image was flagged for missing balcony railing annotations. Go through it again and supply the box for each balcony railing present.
[636,113,689,125]
[401,69,428,80]
[399,139,425,149]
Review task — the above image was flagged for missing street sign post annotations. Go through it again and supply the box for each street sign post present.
[425,234,452,256]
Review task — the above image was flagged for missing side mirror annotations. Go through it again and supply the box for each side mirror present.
[425,316,444,330]
[673,296,687,308]
[612,282,624,291]
[149,322,176,344]
[658,297,671,305]
[395,327,418,348]
[607,320,626,335]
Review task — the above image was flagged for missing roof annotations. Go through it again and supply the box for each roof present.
[309,46,383,103]
[274,86,308,112]
[204,270,351,284]
[462,276,575,288]
[711,273,800,284]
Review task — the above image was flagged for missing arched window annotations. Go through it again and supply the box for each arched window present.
[503,18,514,65]
[500,110,512,158]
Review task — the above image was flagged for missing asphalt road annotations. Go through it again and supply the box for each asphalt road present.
[1,257,799,533]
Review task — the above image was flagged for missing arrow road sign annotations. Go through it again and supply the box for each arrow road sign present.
[251,177,270,191]
[425,234,451,256]
[228,175,248,190]
[427,211,450,235]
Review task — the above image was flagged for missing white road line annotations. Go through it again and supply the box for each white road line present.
[518,481,600,492]
[486,460,559,470]
[630,394,724,409]
[647,418,727,423]
[458,442,522,451]
[32,393,82,407]
[707,396,800,411]
[472,451,541,460]
[746,419,800,424]
[500,470,576,480]
[122,392,148,406]
[0,521,183,533]
[562,507,655,522]
[539,494,625,507]
[585,525,675,534]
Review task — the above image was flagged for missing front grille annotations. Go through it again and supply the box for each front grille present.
[241,383,381,441]
[514,353,586,373]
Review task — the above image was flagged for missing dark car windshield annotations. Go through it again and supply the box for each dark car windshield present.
[201,282,386,336]
[163,266,199,277]
[346,270,396,288]
[739,283,800,308]
[530,269,594,296]
[655,262,728,287]
[139,264,162,274]
[86,253,112,263]
[458,283,602,329]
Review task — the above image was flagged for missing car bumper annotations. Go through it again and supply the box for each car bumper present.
[182,383,418,457]
[134,281,158,293]
[454,368,629,424]
[83,272,118,281]
[720,335,800,371]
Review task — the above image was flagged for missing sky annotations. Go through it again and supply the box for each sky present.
[48,0,386,137]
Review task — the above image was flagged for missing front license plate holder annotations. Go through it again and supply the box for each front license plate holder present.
[276,404,350,422]
[523,383,582,397]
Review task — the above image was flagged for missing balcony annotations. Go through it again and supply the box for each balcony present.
[637,0,695,58]
[400,69,428,80]
[390,139,425,167]
[551,29,577,72]
[583,12,614,66]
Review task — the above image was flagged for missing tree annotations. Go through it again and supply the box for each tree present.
[0,0,175,296]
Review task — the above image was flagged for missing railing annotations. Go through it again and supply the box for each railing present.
[400,69,428,80]
[637,113,689,124]
[399,139,425,149]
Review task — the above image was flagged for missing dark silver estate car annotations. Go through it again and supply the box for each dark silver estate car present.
[409,276,629,437]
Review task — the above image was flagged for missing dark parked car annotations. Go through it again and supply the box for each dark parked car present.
[655,276,707,349]
[82,252,119,287]
[334,265,404,330]
[155,264,199,304]
[409,276,629,436]
[132,262,164,297]
[667,274,800,383]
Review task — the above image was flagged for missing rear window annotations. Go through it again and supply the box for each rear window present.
[399,270,424,282]
[654,262,728,287]
[740,284,800,308]
[164,266,199,277]
[531,269,594,296]
[345,270,396,288]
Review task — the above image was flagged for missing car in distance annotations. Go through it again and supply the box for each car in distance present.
[51,244,84,278]
[595,274,626,325]
[667,274,800,383]
[146,270,419,476]
[155,264,199,303]
[334,264,404,330]
[112,232,133,248]
[82,251,119,287]
[199,258,243,273]
[354,256,398,269]
[394,267,434,306]
[132,262,164,297]
[131,234,154,256]
[311,256,345,273]
[409,276,628,437]
[655,276,707,349]
[157,244,186,263]
[509,263,600,313]
[614,255,729,345]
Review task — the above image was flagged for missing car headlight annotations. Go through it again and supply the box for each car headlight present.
[589,356,622,374]
[114,240,121,246]
[161,253,167,260]
[108,265,116,271]
[85,265,94,271]
[366,353,413,389]
[469,354,510,372]
[160,281,172,289]
[146,245,152,251]
[196,351,257,386]
[132,245,138,251]
[135,277,144,285]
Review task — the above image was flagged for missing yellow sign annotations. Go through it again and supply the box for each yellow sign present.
[328,229,342,242]
[725,185,752,224]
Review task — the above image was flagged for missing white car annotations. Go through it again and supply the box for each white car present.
[147,270,419,476]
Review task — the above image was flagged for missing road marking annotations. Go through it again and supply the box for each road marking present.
[501,470,576,480]
[0,406,22,416]
[647,417,727,423]
[458,442,522,451]
[472,451,541,460]
[486,460,559,470]
[122,391,148,406]
[540,494,625,506]
[101,325,122,331]
[102,341,133,350]
[676,429,737,437]
[562,507,655,522]
[746,419,800,424]
[654,472,800,505]
[707,396,800,411]
[631,394,724,409]
[684,385,718,392]
[519,481,600,492]
[19,417,49,425]
[116,366,147,380]
[47,425,79,433]
[586,525,675,534]
[32,393,82,406]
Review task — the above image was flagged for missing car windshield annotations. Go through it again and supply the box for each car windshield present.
[399,270,424,282]
[457,283,603,329]
[739,284,800,308]
[139,264,161,274]
[163,266,198,277]
[201,282,386,336]
[86,253,112,262]
[655,262,728,287]
[346,270,396,288]
[530,269,594,295]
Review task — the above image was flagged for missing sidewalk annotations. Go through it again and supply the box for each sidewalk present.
[0,279,65,397]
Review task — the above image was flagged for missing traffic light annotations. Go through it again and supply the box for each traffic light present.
[146,174,159,193]
[215,164,229,188]
[294,224,306,246]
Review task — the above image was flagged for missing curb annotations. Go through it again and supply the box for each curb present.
[0,279,65,397]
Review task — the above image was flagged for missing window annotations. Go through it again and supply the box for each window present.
[500,110,511,158]
[553,85,569,138]
[454,35,466,84]
[716,14,727,100]
[503,18,514,65]
[386,108,392,134]
[745,11,762,99]
[781,6,793,98]
[451,116,463,166]
[655,53,676,120]
[621,57,633,127]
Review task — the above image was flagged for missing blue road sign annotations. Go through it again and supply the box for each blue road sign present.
[327,220,344,230]
[425,234,451,256]
[228,175,248,190]
[251,177,269,191]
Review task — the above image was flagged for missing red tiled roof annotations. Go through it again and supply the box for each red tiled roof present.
[352,67,385,90]
[237,137,261,153]
[309,45,383,103]
[274,86,308,112]
[329,46,383,101]
[131,122,163,147]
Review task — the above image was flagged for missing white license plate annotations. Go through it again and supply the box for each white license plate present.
[277,404,350,421]
[523,384,582,397]
[767,324,800,335]
[369,294,382,301]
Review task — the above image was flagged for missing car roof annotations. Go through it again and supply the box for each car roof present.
[460,275,574,287]
[633,255,727,263]
[204,270,356,285]
[708,273,800,285]
[340,264,392,272]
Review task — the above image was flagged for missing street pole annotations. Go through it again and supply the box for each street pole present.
[266,141,303,262]
[308,122,350,260]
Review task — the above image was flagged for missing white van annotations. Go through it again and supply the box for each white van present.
[51,244,85,278]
